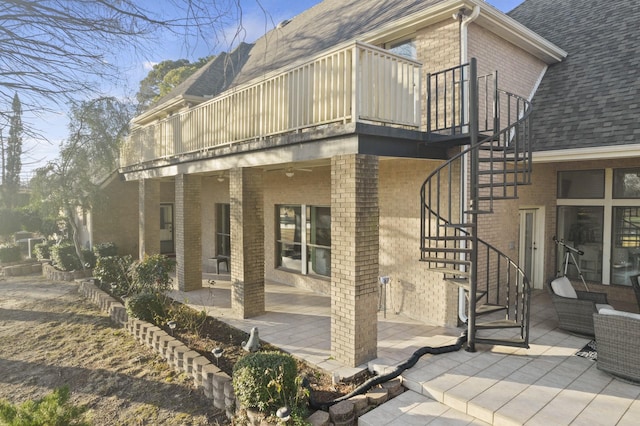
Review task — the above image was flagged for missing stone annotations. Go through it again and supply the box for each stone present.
[329,400,355,426]
[307,409,330,426]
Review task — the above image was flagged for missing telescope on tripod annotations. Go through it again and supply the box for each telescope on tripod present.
[553,236,589,290]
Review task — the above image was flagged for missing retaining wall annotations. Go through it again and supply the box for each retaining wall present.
[77,279,405,425]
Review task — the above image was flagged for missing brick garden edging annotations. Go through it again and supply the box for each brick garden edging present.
[77,278,408,425]
[44,263,93,282]
[77,279,236,419]
[1,263,42,277]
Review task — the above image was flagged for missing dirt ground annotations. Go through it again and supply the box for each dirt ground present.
[0,274,228,425]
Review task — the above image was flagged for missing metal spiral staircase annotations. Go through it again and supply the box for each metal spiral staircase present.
[421,58,532,352]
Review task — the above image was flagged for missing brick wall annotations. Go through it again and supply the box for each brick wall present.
[175,174,202,292]
[331,154,379,367]
[92,178,139,257]
[417,20,461,132]
[230,167,265,318]
[379,158,461,327]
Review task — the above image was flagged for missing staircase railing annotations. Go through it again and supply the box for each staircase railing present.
[420,58,532,351]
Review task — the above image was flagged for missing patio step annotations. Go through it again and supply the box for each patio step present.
[358,389,488,425]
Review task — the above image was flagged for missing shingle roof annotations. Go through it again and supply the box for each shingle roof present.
[509,0,640,151]
[231,0,445,86]
[149,0,445,112]
[152,42,253,108]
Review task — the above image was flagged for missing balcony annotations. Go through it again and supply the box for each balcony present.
[120,41,422,168]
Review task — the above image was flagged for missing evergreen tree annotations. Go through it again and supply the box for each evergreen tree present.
[2,93,22,208]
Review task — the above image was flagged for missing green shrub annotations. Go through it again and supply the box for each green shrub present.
[50,244,96,271]
[0,244,21,263]
[93,242,117,258]
[50,243,81,271]
[94,255,133,297]
[0,385,88,426]
[125,292,168,323]
[233,351,306,417]
[130,254,176,294]
[82,249,97,269]
[33,242,50,260]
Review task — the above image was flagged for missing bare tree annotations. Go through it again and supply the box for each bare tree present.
[0,0,249,115]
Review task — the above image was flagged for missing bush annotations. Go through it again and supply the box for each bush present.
[0,385,88,426]
[165,302,207,335]
[82,249,97,269]
[50,244,96,271]
[33,242,50,260]
[233,351,306,417]
[125,292,168,323]
[93,242,117,258]
[130,254,176,294]
[94,255,133,297]
[50,243,80,271]
[0,244,21,263]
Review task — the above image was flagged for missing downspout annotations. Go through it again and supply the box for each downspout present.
[458,5,481,324]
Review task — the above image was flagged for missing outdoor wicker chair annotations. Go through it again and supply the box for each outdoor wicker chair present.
[593,309,640,383]
[629,274,640,311]
[548,276,613,336]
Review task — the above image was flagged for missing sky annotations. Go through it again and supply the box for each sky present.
[23,0,524,177]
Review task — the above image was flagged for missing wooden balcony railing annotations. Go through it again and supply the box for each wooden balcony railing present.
[120,41,421,168]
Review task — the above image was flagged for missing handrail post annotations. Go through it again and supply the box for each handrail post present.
[352,44,359,124]
[467,57,479,352]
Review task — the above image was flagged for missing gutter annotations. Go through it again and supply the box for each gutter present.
[458,5,480,325]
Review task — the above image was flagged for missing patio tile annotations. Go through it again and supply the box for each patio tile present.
[173,281,640,425]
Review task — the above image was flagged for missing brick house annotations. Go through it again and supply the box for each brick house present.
[110,0,638,367]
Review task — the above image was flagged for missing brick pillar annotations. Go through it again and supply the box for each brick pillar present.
[229,167,265,318]
[331,154,379,367]
[139,179,160,259]
[175,174,202,292]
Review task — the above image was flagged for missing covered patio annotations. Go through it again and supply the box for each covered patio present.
[169,275,640,425]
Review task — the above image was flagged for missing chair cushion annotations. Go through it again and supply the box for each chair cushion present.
[599,308,640,320]
[596,303,615,312]
[551,276,577,299]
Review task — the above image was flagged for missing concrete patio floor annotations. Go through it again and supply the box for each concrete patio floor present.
[169,275,640,425]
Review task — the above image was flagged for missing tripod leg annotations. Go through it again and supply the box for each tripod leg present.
[569,251,589,291]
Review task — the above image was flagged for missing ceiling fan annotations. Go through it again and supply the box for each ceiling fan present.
[266,166,312,178]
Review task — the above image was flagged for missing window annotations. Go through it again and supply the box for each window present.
[386,38,417,60]
[557,170,604,199]
[557,168,640,286]
[276,205,330,277]
[216,204,230,257]
[160,204,174,254]
[556,206,603,282]
[613,168,640,198]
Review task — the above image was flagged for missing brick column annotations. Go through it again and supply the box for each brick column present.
[331,154,379,367]
[229,167,265,318]
[139,179,160,259]
[175,174,202,292]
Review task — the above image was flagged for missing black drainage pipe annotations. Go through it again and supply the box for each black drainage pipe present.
[307,331,468,411]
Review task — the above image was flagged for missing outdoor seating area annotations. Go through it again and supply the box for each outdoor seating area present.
[594,309,640,384]
[168,274,640,425]
[547,275,613,336]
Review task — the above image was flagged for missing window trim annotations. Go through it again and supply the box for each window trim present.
[557,168,640,285]
[275,204,330,277]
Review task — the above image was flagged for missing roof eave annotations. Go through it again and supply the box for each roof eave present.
[132,94,207,127]
[363,0,567,64]
[472,0,567,63]
[533,144,640,163]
